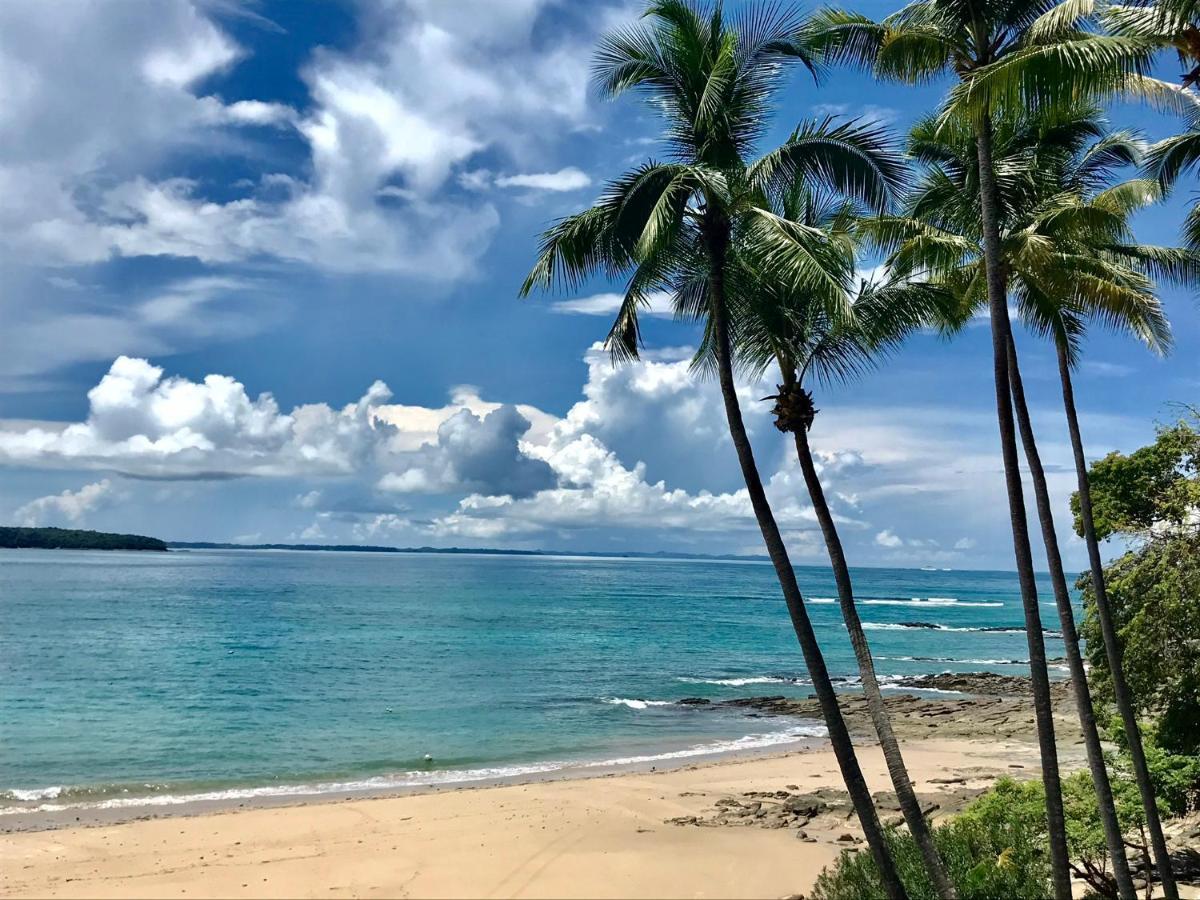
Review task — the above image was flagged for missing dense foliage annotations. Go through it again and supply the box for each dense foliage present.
[1079,530,1200,759]
[1072,414,1200,539]
[810,780,1052,900]
[1076,415,1200,765]
[0,527,167,552]
[812,772,1176,899]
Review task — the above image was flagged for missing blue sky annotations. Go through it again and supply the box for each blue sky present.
[0,0,1196,569]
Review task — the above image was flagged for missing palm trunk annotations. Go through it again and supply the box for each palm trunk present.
[792,408,955,899]
[974,115,1072,900]
[704,221,906,899]
[1006,334,1136,900]
[1057,342,1178,899]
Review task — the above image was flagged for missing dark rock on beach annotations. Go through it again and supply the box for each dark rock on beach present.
[704,673,1079,743]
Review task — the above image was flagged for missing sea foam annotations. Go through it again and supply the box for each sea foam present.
[810,596,1002,608]
[0,725,827,817]
[602,697,675,709]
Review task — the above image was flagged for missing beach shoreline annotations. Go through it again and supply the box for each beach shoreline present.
[1,680,1093,899]
[0,674,1073,834]
[3,735,1054,899]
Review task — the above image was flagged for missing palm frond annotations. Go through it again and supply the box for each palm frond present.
[1145,129,1200,187]
[943,34,1156,123]
[750,117,908,212]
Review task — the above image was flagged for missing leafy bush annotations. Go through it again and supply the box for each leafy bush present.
[1077,530,1200,759]
[1140,728,1200,815]
[1071,414,1199,540]
[810,780,1050,900]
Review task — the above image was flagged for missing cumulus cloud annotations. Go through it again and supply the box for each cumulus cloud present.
[0,345,1130,561]
[14,480,114,526]
[0,349,811,545]
[0,357,552,500]
[0,0,615,276]
[494,167,591,191]
[0,357,396,479]
[378,405,555,498]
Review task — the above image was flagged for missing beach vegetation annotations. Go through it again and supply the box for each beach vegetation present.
[813,773,1172,900]
[1076,415,1200,815]
[1076,414,1200,817]
[811,779,1051,900]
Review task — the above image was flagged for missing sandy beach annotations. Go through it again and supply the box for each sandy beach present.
[2,679,1094,899]
[2,737,1044,899]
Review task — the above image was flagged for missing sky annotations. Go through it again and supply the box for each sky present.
[0,0,1196,570]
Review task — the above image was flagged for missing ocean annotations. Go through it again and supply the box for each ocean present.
[0,548,1072,819]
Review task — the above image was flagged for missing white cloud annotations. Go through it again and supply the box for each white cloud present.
[874,529,904,548]
[0,344,1146,563]
[198,97,296,127]
[550,290,677,317]
[0,0,618,277]
[14,479,114,526]
[494,167,591,191]
[0,357,396,479]
[811,103,900,126]
[295,490,323,509]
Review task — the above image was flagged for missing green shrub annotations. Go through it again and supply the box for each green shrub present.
[1141,730,1200,815]
[810,779,1051,900]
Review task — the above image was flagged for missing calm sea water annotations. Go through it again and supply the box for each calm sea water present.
[0,549,1071,815]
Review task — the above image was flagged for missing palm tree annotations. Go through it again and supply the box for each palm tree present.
[521,3,910,894]
[989,110,1189,899]
[798,7,1157,896]
[1106,1,1200,257]
[727,182,958,898]
[1018,134,1190,899]
[864,106,1187,900]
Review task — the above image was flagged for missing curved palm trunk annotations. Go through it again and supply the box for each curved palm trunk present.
[705,224,906,899]
[974,116,1072,900]
[792,413,956,899]
[1006,335,1135,900]
[1057,343,1178,899]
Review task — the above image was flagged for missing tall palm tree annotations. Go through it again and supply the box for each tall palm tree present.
[988,110,1188,898]
[1017,141,1190,899]
[521,3,910,894]
[863,106,1185,900]
[798,7,1156,896]
[727,182,957,898]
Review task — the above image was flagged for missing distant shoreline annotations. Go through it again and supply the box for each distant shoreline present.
[0,530,1034,573]
[166,541,772,562]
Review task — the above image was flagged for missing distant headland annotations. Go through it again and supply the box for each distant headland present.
[0,530,768,560]
[0,527,168,552]
[167,541,768,562]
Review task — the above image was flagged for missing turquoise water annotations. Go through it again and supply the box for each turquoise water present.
[0,549,1069,814]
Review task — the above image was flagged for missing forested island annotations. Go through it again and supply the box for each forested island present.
[0,527,168,552]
